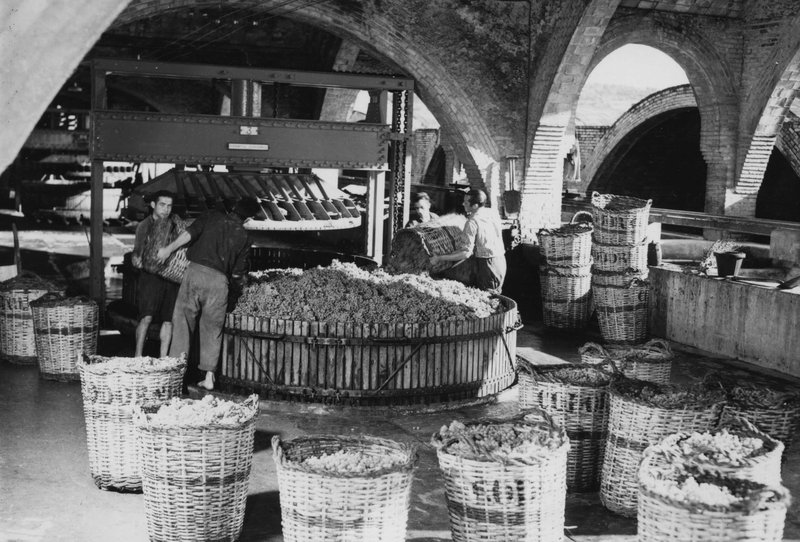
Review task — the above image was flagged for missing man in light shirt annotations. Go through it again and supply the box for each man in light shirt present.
[429,188,506,294]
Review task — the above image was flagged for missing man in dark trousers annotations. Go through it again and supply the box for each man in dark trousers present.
[156,196,262,390]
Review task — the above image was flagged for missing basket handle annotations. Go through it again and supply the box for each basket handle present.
[578,342,609,360]
[641,339,672,357]
[570,211,593,224]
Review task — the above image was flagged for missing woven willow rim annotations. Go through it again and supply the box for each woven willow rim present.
[431,408,569,465]
[580,339,674,365]
[609,378,726,410]
[538,222,593,238]
[133,394,260,431]
[272,434,418,478]
[591,192,653,213]
[79,354,187,375]
[30,294,96,308]
[516,360,614,388]
[638,457,791,514]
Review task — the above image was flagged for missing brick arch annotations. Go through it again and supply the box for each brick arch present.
[733,13,800,216]
[580,85,697,187]
[775,110,800,180]
[587,11,738,215]
[116,0,500,193]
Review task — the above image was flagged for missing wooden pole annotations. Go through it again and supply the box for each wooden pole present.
[89,62,106,314]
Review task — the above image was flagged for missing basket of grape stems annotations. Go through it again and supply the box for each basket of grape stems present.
[272,434,418,542]
[431,408,570,542]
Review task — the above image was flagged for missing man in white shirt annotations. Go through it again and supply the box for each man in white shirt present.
[429,189,506,294]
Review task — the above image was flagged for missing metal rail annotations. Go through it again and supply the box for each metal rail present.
[562,200,800,236]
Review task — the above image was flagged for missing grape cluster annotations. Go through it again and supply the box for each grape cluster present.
[234,261,501,323]
[85,356,184,373]
[146,395,256,427]
[299,450,404,474]
[436,420,564,463]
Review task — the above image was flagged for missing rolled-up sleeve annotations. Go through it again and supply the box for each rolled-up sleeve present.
[460,219,478,257]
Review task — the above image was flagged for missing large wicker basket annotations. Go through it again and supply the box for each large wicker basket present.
[517,362,613,492]
[644,416,783,487]
[592,278,649,344]
[591,240,648,273]
[600,379,725,517]
[0,273,62,364]
[539,265,592,329]
[590,192,652,246]
[273,434,417,542]
[537,213,593,268]
[637,457,789,542]
[720,385,800,448]
[579,339,673,385]
[31,293,98,381]
[134,395,259,542]
[77,355,186,491]
[432,409,570,542]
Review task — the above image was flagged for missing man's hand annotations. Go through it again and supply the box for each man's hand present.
[430,255,440,266]
[132,254,142,268]
[156,247,171,263]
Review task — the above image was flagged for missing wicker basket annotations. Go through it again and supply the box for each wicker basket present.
[591,240,648,273]
[273,434,417,542]
[600,379,725,517]
[539,265,593,329]
[537,213,593,268]
[590,192,652,246]
[517,362,613,492]
[579,339,673,384]
[432,409,569,542]
[637,458,789,542]
[77,355,186,491]
[590,269,649,287]
[134,395,259,542]
[592,278,649,344]
[0,273,62,364]
[158,247,188,283]
[31,293,98,381]
[644,416,783,487]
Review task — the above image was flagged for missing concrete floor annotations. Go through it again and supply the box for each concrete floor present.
[1,323,799,542]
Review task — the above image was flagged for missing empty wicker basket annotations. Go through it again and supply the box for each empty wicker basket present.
[78,355,186,491]
[600,378,725,517]
[134,395,259,542]
[273,434,417,542]
[517,361,614,492]
[590,192,652,246]
[31,293,98,381]
[637,457,789,542]
[539,265,592,329]
[432,409,569,542]
[0,273,63,365]
[537,213,593,268]
[579,339,673,385]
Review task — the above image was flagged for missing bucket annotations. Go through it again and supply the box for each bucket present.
[714,251,745,277]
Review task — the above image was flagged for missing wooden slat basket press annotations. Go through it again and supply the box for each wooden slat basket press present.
[134,395,259,542]
[221,295,520,405]
[517,361,614,492]
[579,339,674,385]
[31,293,98,381]
[432,409,570,542]
[600,378,726,517]
[77,355,186,492]
[637,454,789,542]
[0,273,64,364]
[272,434,417,542]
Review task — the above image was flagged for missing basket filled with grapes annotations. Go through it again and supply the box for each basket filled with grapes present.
[579,339,674,384]
[431,408,570,542]
[517,361,615,492]
[719,383,800,448]
[77,354,186,492]
[133,394,259,542]
[600,377,726,517]
[637,457,790,542]
[272,434,418,542]
[645,415,783,486]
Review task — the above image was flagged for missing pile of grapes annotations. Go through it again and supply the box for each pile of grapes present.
[434,419,566,464]
[299,449,406,475]
[144,395,258,427]
[84,355,184,373]
[612,378,726,409]
[233,261,502,323]
[657,429,770,467]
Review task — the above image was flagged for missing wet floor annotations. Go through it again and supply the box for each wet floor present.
[1,323,799,541]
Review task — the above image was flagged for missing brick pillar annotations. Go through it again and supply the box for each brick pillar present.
[519,124,567,242]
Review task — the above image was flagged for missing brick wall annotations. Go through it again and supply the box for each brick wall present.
[409,129,440,184]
